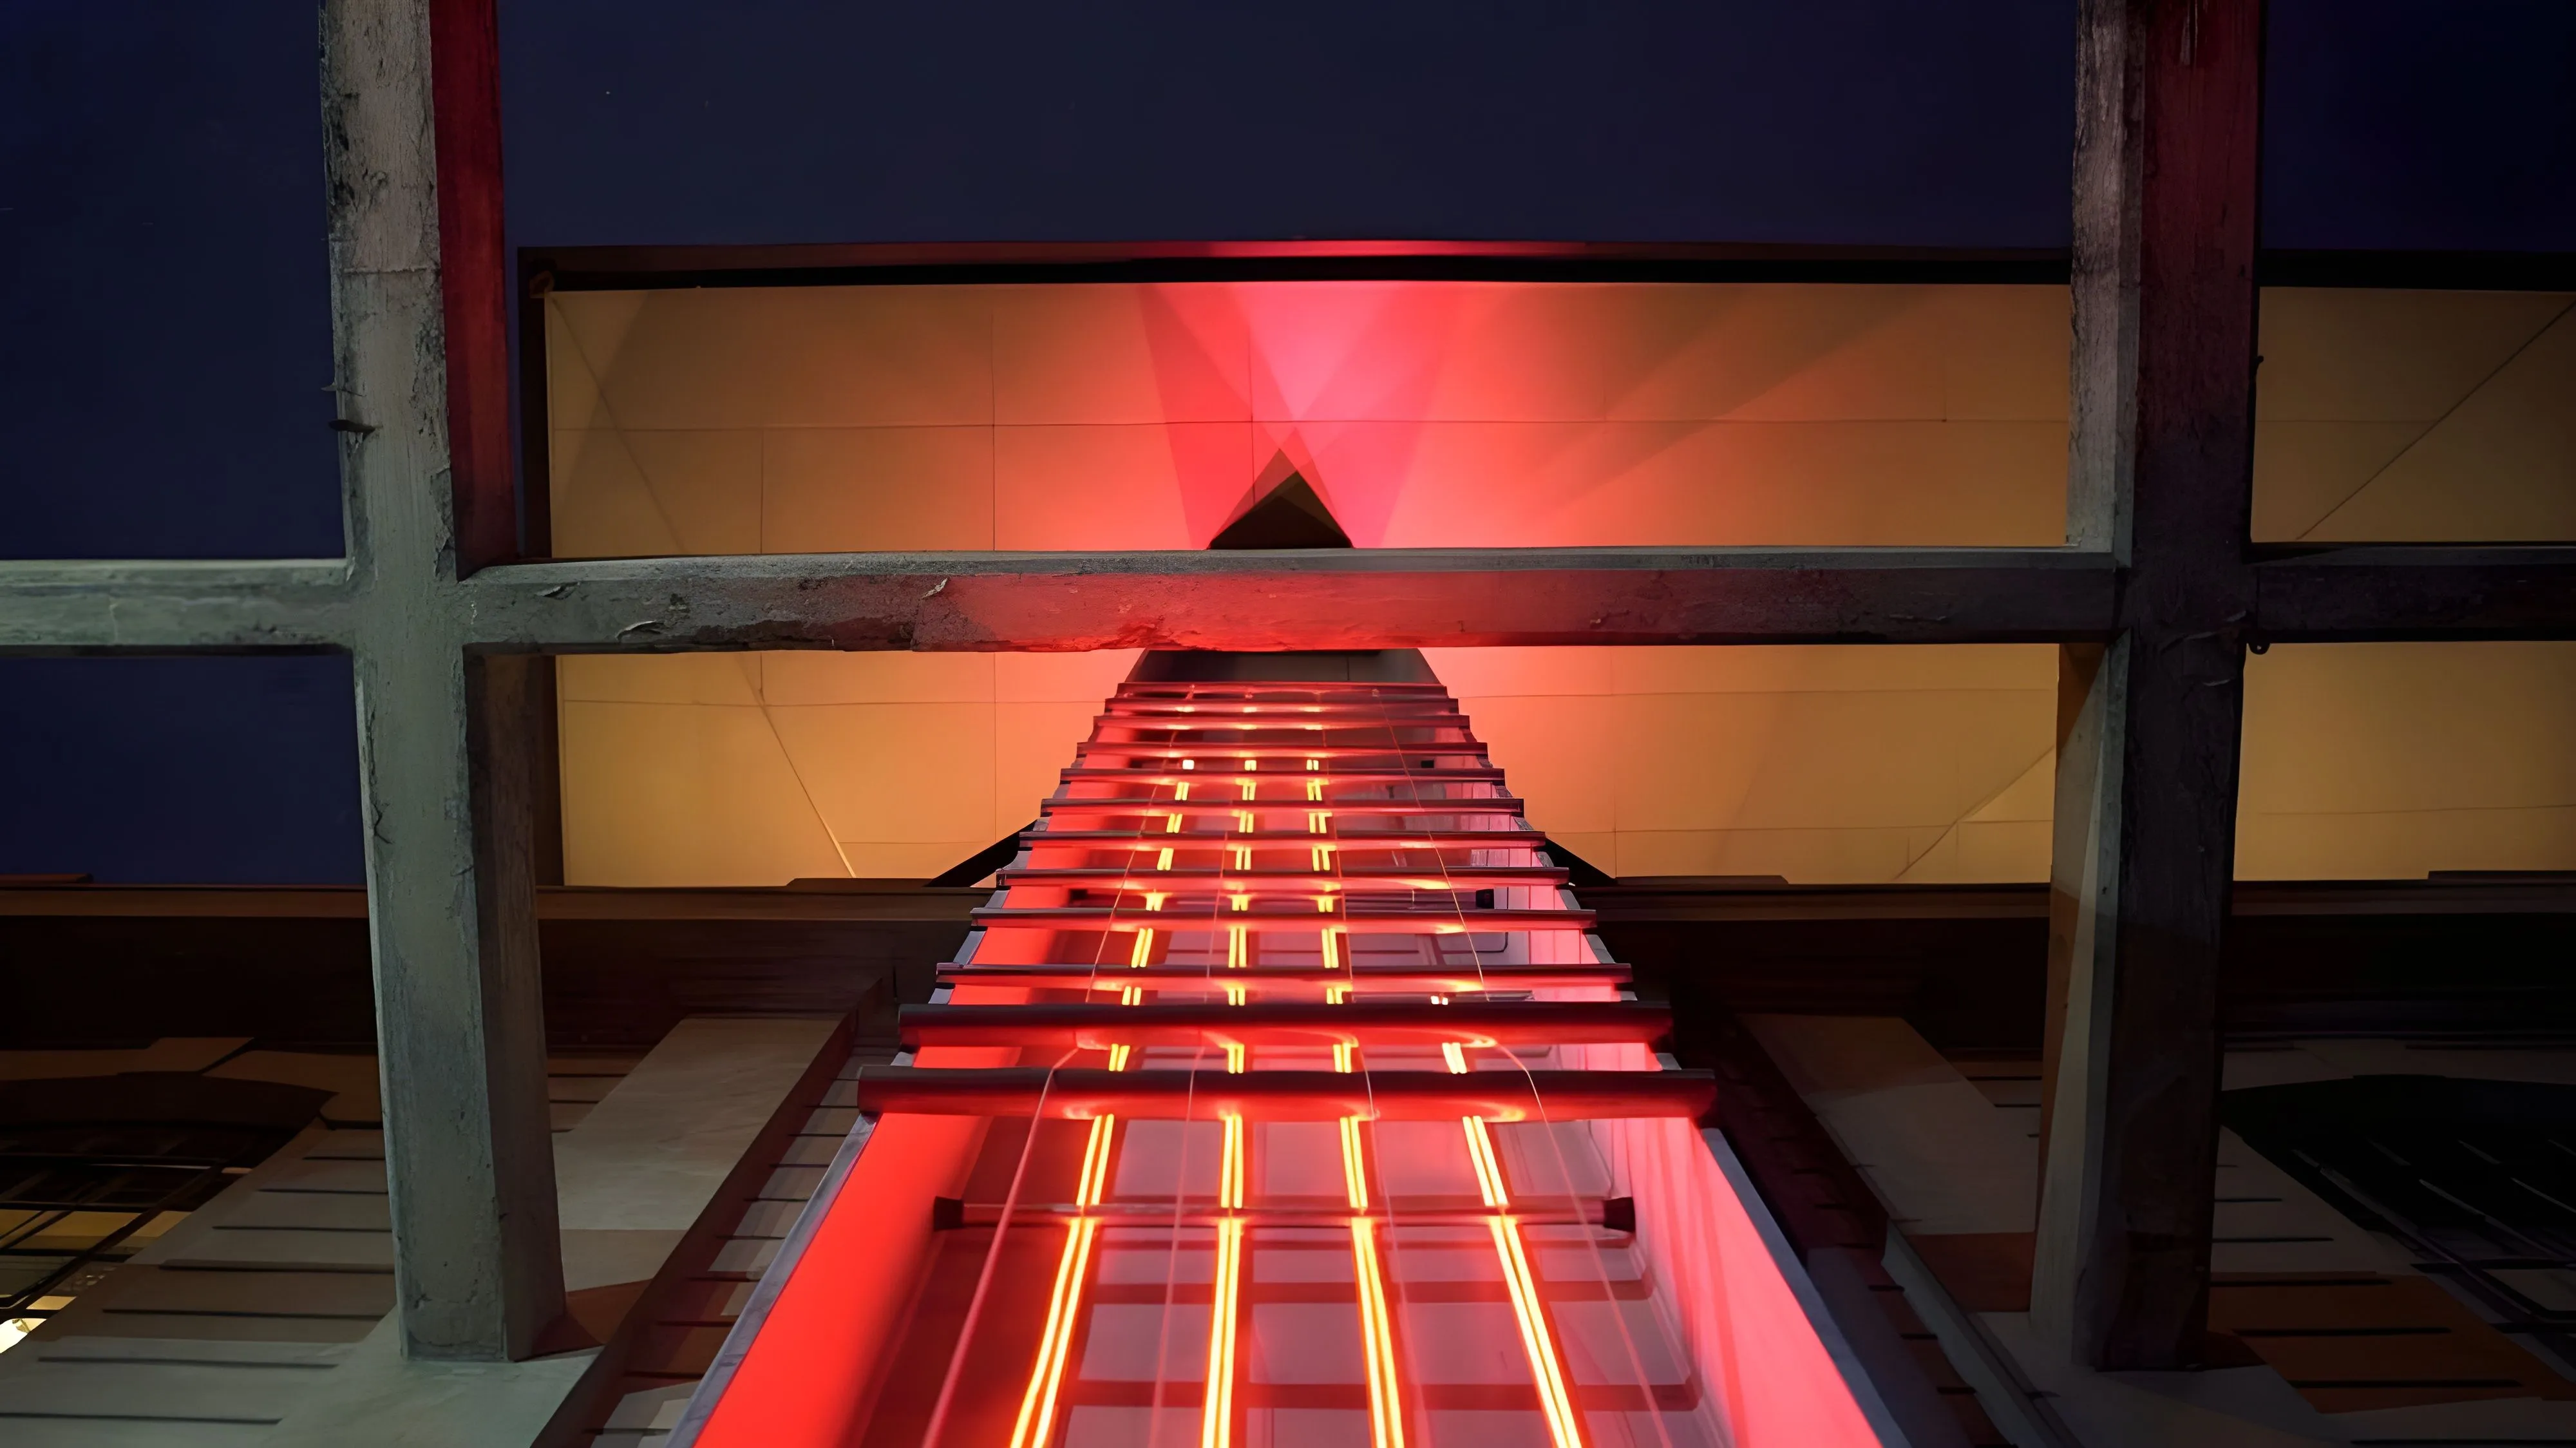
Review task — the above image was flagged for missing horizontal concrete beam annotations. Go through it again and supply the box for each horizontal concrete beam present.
[461,547,2123,650]
[14,545,2574,655]
[2253,546,2576,642]
[0,559,355,653]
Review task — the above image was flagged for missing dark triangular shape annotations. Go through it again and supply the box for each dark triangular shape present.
[1208,470,1351,549]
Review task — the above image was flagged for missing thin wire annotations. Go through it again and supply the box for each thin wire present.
[929,716,1155,1448]
[1377,685,1679,1448]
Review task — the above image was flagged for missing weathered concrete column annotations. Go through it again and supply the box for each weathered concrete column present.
[325,0,565,1360]
[2033,0,2264,1369]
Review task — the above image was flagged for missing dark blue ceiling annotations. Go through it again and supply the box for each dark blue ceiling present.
[2,0,2569,881]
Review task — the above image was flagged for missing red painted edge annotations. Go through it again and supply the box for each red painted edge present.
[427,0,515,575]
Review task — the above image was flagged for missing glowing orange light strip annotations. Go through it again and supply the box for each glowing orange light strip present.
[1351,1220,1406,1448]
[1007,1214,1100,1448]
[1433,986,1578,1447]
[1463,1116,1509,1208]
[1491,1215,1583,1448]
[1204,1113,1246,1448]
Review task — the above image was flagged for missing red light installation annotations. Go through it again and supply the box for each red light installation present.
[676,654,1891,1448]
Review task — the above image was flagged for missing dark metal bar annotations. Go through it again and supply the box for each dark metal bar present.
[896,1000,1671,1048]
[852,1065,1716,1121]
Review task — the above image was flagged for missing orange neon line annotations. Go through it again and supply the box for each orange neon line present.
[1490,1215,1582,1448]
[1464,1116,1509,1208]
[1219,1113,1245,1205]
[1339,1115,1368,1210]
[1441,1042,1470,1074]
[1007,1215,1101,1448]
[1075,1114,1116,1206]
[1203,1156,1245,1448]
[1350,1220,1406,1448]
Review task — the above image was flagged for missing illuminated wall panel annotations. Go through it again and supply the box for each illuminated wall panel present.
[2238,642,2576,879]
[549,280,2576,886]
[2254,289,2575,542]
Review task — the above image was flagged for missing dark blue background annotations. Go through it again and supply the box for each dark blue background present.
[3,0,2570,881]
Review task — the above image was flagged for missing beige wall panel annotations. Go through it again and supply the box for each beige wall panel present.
[2308,309,2576,541]
[2238,807,2576,881]
[835,840,990,880]
[551,429,762,557]
[761,426,996,551]
[1420,647,1618,700]
[1605,689,2049,834]
[2238,643,2576,879]
[560,653,762,706]
[1334,419,2064,548]
[992,422,1251,548]
[995,651,1142,704]
[2255,289,2570,421]
[560,287,993,431]
[2249,421,2424,539]
[998,700,1113,836]
[993,284,1251,424]
[1941,820,2056,883]
[1449,694,1622,837]
[753,653,996,706]
[2253,289,2575,540]
[2242,643,2576,817]
[1615,827,1926,882]
[1605,643,2056,695]
[1929,285,2072,422]
[761,703,998,844]
[560,701,846,887]
[545,294,636,433]
[1547,830,1621,876]
[1236,282,1982,424]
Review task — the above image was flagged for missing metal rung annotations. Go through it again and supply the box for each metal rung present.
[1023,829,1548,848]
[935,962,1629,992]
[997,865,1569,891]
[969,905,1595,931]
[929,1198,1639,1232]
[897,1000,1671,1048]
[853,1066,1716,1121]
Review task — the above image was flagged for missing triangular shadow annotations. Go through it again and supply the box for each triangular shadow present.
[1208,460,1353,549]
